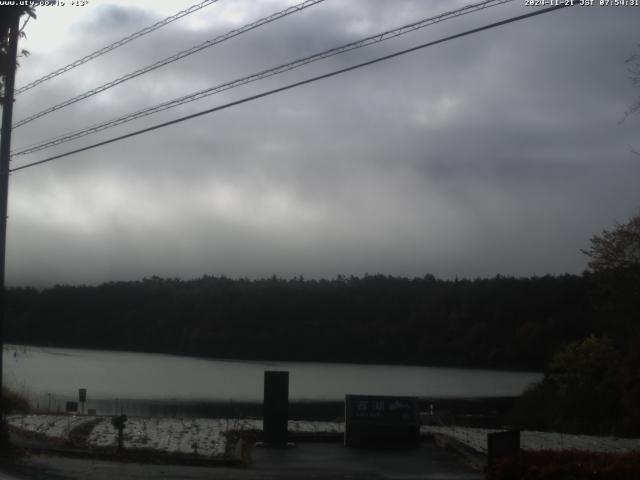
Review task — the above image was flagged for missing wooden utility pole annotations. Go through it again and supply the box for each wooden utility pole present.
[0,12,21,417]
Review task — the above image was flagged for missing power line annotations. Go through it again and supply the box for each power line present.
[12,0,326,128]
[15,0,221,95]
[10,3,576,174]
[12,0,514,157]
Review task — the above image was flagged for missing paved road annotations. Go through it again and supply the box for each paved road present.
[0,471,23,480]
[1,442,481,480]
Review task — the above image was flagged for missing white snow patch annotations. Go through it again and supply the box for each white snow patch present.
[8,415,342,458]
[86,417,248,456]
[7,414,96,440]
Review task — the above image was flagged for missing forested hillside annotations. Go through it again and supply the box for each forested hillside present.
[5,272,629,370]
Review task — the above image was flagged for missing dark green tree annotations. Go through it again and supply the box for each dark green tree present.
[512,336,623,434]
[546,336,621,429]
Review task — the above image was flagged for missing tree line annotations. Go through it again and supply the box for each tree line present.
[1,271,628,371]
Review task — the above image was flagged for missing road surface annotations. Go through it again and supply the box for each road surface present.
[1,442,481,479]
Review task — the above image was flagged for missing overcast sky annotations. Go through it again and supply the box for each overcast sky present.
[3,0,639,286]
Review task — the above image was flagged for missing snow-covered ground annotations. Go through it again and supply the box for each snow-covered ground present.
[87,417,251,456]
[8,414,97,440]
[7,415,343,458]
[422,426,640,454]
[11,414,639,458]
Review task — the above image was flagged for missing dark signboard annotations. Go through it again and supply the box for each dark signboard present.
[345,395,419,447]
[66,401,78,413]
[346,395,418,423]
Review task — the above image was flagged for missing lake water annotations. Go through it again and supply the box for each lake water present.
[3,345,541,416]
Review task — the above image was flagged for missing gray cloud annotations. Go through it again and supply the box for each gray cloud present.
[6,0,640,285]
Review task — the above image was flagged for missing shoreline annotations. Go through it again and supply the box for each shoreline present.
[16,397,520,425]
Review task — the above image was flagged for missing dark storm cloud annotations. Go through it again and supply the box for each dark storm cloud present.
[6,0,640,285]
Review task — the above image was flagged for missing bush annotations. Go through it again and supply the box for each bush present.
[1,388,30,452]
[1,388,30,414]
[486,450,640,480]
[511,335,623,434]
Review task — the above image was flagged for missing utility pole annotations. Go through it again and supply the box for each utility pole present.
[0,12,21,419]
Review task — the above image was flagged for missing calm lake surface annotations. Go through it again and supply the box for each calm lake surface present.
[3,345,541,410]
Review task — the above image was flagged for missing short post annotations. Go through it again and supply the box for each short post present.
[78,388,87,415]
[111,414,128,453]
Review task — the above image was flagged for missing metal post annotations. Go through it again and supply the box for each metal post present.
[0,12,21,417]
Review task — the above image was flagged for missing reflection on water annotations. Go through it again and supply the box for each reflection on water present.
[3,344,541,417]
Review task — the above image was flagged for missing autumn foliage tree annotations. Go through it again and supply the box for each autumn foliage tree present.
[626,44,640,120]
[583,211,640,273]
[581,211,640,351]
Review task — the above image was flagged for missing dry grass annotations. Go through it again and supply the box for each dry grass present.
[486,450,640,480]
